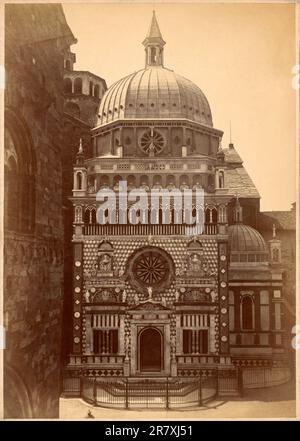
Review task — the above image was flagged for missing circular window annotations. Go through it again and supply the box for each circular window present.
[139,129,165,155]
[126,247,174,293]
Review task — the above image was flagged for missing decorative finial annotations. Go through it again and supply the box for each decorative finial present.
[78,138,83,154]
[233,193,242,223]
[229,122,234,149]
[272,224,276,238]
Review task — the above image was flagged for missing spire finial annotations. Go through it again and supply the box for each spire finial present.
[272,223,276,238]
[78,138,83,154]
[229,121,234,149]
[143,11,166,67]
[233,193,243,223]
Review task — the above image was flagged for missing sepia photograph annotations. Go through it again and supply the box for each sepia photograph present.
[0,0,298,423]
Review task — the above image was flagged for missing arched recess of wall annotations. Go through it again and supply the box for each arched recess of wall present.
[74,77,83,94]
[205,205,218,224]
[241,295,255,330]
[65,59,71,70]
[63,77,72,94]
[76,171,83,189]
[218,170,225,188]
[4,364,34,418]
[218,204,227,223]
[4,107,37,233]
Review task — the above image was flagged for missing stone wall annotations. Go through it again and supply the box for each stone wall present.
[4,4,76,418]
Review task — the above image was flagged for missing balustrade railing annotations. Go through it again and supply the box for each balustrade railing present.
[177,355,219,365]
[69,354,125,365]
[83,223,218,236]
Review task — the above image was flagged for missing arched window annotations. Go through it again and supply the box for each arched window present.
[76,172,82,190]
[4,115,36,234]
[89,81,93,96]
[241,296,254,330]
[272,248,279,262]
[84,207,96,224]
[99,175,109,188]
[5,156,19,230]
[193,175,202,186]
[74,77,82,94]
[64,78,72,94]
[140,175,149,187]
[179,175,189,188]
[218,205,227,223]
[218,170,225,188]
[205,206,217,224]
[75,206,82,223]
[212,208,218,223]
[113,175,123,187]
[153,175,162,187]
[127,175,136,188]
[150,47,156,64]
[94,84,100,98]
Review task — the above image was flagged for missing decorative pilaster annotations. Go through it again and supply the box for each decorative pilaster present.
[218,240,230,355]
[72,241,83,354]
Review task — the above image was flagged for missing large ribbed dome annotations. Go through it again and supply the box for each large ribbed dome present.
[97,66,213,127]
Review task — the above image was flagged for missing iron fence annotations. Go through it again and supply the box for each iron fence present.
[64,369,239,409]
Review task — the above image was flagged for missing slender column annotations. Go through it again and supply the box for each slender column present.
[106,330,110,353]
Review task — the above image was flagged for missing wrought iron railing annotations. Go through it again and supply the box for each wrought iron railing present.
[73,376,218,409]
[62,368,241,409]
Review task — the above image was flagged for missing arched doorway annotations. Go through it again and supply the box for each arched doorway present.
[139,328,162,372]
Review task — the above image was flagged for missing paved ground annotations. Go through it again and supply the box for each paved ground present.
[59,380,297,420]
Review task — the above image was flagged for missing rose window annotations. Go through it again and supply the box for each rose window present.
[139,129,165,155]
[133,251,167,286]
[126,247,174,293]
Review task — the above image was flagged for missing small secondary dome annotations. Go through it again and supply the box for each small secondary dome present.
[228,224,268,253]
[228,198,269,264]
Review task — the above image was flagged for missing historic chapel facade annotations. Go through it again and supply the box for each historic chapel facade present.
[63,12,290,393]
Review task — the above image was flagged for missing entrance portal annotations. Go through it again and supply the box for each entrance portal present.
[139,328,162,372]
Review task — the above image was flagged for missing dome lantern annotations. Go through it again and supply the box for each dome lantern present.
[142,11,166,67]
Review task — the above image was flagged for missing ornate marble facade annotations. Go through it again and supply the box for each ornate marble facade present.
[64,12,291,392]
